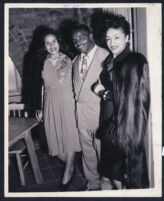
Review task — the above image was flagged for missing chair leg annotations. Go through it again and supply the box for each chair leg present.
[16,153,26,186]
[25,132,43,184]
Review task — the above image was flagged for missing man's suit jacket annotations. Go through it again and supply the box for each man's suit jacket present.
[72,46,109,130]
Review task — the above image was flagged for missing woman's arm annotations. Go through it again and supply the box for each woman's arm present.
[35,84,44,121]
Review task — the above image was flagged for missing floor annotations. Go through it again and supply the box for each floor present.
[9,143,87,192]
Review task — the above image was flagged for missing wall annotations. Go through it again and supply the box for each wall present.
[9,8,75,78]
[133,8,147,57]
[9,8,147,79]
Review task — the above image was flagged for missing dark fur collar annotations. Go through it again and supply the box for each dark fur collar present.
[114,44,131,64]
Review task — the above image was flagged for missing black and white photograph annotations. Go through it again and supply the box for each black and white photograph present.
[4,2,162,197]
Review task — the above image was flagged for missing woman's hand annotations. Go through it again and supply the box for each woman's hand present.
[35,110,43,121]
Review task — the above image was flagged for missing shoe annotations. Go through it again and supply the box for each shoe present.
[59,169,75,192]
[59,176,74,192]
[62,164,74,184]
[86,187,100,191]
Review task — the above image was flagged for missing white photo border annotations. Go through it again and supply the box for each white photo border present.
[4,2,162,197]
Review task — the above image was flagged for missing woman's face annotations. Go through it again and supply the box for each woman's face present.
[106,27,129,58]
[44,34,59,56]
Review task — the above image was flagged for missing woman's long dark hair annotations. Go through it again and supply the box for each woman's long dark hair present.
[22,26,64,113]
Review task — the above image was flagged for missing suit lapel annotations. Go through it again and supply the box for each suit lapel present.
[79,47,102,98]
[73,47,106,101]
[84,48,100,84]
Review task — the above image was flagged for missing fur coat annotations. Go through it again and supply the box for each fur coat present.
[100,46,151,188]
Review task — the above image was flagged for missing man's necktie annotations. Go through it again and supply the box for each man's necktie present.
[81,56,88,81]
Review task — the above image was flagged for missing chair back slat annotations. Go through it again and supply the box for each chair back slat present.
[9,103,28,118]
[9,103,25,110]
[24,111,28,118]
[13,110,16,117]
[18,110,21,117]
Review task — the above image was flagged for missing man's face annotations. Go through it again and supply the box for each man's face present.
[72,29,93,54]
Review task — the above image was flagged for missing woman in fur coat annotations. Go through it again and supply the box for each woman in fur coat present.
[95,14,152,189]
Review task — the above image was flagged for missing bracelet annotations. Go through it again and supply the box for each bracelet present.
[102,90,112,101]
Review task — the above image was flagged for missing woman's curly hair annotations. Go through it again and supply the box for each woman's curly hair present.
[105,14,130,37]
[36,28,64,62]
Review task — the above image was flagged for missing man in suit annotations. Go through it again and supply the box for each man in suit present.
[72,24,109,190]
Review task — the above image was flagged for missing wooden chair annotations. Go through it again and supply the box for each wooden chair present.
[9,103,29,186]
[9,103,28,118]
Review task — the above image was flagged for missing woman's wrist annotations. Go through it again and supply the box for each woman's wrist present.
[102,90,112,101]
[35,110,43,121]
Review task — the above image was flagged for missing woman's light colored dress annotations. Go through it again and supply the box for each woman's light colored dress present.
[42,53,81,156]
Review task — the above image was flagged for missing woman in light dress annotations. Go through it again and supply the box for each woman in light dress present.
[36,28,81,188]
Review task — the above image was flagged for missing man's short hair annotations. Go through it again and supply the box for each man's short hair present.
[72,24,91,36]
